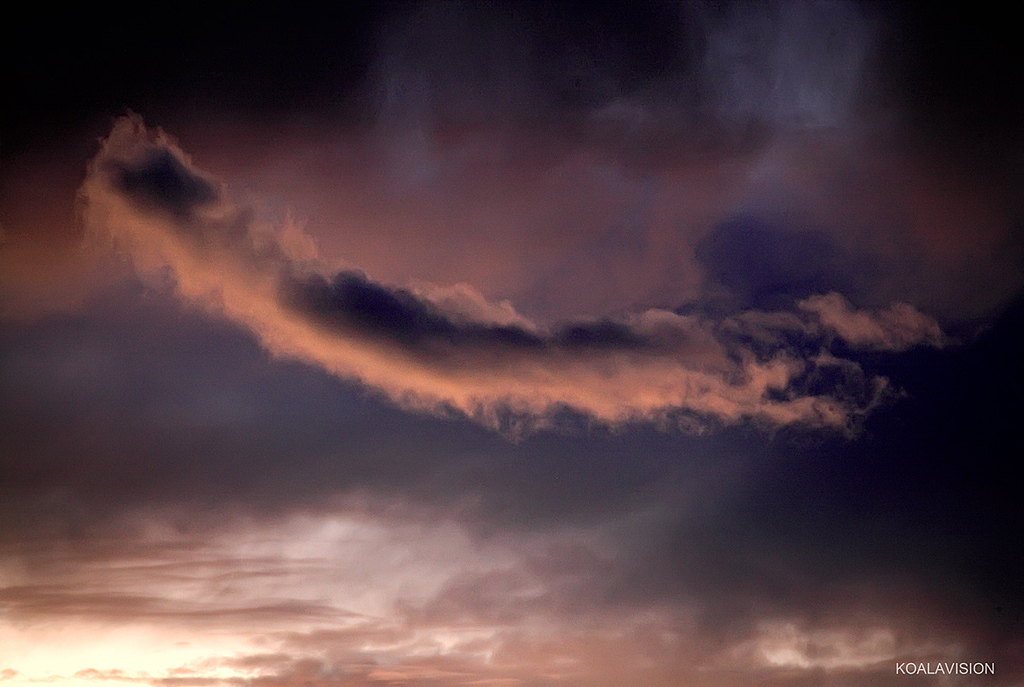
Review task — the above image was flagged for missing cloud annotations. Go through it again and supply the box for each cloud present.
[0,504,891,686]
[2,500,1012,687]
[370,0,877,132]
[4,324,1022,687]
[76,116,951,435]
[800,292,946,351]
[695,0,875,130]
[5,5,1024,686]
[695,216,861,308]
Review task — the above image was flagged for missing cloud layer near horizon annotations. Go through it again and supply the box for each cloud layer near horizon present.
[1,495,1012,687]
[80,116,944,434]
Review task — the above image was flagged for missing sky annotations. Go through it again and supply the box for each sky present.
[2,1,1023,685]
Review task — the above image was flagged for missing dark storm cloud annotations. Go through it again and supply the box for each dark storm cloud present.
[288,271,543,352]
[111,148,220,222]
[289,270,654,354]
[696,216,863,309]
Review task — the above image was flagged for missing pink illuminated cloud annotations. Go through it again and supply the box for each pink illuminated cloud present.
[79,116,945,435]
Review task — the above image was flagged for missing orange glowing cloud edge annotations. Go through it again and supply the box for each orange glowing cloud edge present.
[79,116,946,435]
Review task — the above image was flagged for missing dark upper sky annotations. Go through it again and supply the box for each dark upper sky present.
[2,2,1023,685]
[5,2,1023,146]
